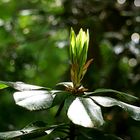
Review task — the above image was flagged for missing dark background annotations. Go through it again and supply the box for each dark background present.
[0,0,140,139]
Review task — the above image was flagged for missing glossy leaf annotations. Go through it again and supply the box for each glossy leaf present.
[13,90,53,111]
[0,121,55,140]
[91,96,140,121]
[85,88,138,102]
[56,82,73,88]
[69,28,90,88]
[51,91,69,107]
[67,97,104,128]
[70,28,76,63]
[0,81,47,91]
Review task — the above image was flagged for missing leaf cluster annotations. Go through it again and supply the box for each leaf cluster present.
[0,81,140,140]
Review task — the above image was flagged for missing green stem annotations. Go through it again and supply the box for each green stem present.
[55,100,65,117]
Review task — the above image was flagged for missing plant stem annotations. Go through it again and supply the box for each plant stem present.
[55,100,65,117]
[69,121,76,140]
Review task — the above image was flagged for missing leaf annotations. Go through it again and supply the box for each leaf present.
[70,28,76,63]
[91,96,140,121]
[105,134,124,140]
[0,130,24,140]
[13,90,53,111]
[85,88,138,103]
[67,97,104,128]
[63,95,76,112]
[78,127,123,140]
[56,82,73,88]
[51,91,69,107]
[0,121,56,140]
[0,81,47,91]
[0,82,8,89]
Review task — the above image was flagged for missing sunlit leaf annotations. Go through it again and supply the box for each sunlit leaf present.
[0,121,56,140]
[70,28,76,63]
[0,81,8,89]
[91,96,140,121]
[85,88,138,102]
[69,28,90,88]
[0,81,48,91]
[13,90,53,111]
[0,130,24,140]
[56,82,73,88]
[67,97,104,128]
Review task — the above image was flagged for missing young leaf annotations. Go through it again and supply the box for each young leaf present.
[69,28,90,88]
[0,81,47,91]
[70,28,76,64]
[0,82,8,89]
[85,88,138,103]
[67,97,104,128]
[91,96,140,121]
[0,121,56,140]
[13,90,53,111]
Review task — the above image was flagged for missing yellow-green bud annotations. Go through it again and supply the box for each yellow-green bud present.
[70,28,92,89]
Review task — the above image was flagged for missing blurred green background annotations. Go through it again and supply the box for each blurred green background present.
[0,0,140,139]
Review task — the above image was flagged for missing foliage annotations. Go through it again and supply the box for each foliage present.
[0,0,140,140]
[0,28,140,140]
[0,121,61,140]
[70,28,92,89]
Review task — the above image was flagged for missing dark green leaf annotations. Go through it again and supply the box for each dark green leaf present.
[13,90,53,111]
[63,95,76,112]
[91,96,140,121]
[67,97,104,128]
[78,127,123,140]
[105,134,124,140]
[85,88,138,102]
[51,91,70,107]
[52,91,71,117]
[0,121,56,140]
